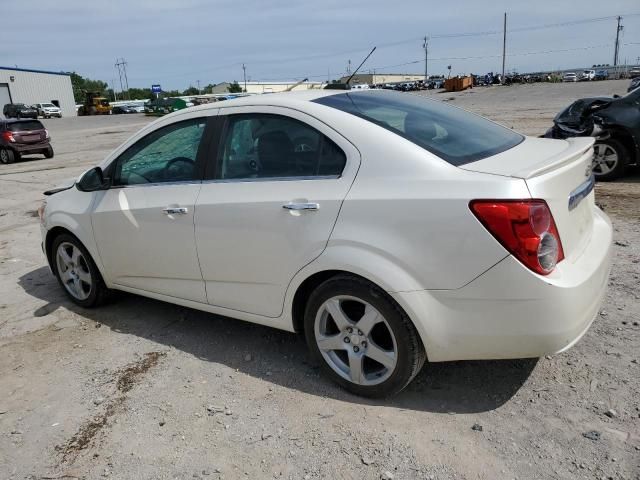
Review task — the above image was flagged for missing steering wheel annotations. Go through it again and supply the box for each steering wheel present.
[164,157,195,180]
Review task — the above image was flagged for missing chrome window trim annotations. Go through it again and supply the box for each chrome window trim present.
[202,175,340,184]
[108,180,202,189]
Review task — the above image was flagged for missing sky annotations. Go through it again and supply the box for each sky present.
[3,0,640,91]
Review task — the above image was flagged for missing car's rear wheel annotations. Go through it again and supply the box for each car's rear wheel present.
[592,138,628,181]
[0,148,15,164]
[52,234,109,307]
[44,146,54,159]
[304,275,426,398]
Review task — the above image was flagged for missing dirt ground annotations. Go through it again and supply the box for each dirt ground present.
[0,80,638,480]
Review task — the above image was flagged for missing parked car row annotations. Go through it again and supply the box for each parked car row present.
[3,103,62,119]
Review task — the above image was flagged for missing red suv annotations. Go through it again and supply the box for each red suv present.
[0,119,53,164]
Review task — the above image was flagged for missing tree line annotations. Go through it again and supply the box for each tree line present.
[71,73,244,102]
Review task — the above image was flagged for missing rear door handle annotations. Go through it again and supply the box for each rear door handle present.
[282,202,319,211]
[162,207,188,215]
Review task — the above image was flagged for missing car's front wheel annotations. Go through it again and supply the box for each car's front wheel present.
[304,275,426,398]
[592,138,628,181]
[52,234,109,307]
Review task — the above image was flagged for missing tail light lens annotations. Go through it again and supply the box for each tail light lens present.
[470,199,564,275]
[44,129,50,139]
[1,131,15,143]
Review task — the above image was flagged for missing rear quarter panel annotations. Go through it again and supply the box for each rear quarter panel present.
[299,108,531,291]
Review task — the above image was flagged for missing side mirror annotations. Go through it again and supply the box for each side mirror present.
[77,166,109,192]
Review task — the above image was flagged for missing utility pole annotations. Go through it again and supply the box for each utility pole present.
[613,16,623,67]
[197,80,201,94]
[501,13,507,85]
[423,36,429,81]
[347,59,351,75]
[242,64,247,92]
[115,59,124,98]
[115,58,129,99]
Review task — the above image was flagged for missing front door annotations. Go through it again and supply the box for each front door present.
[92,117,210,303]
[194,107,360,317]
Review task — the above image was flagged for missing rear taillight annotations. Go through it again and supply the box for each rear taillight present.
[44,129,50,139]
[470,199,564,275]
[1,131,15,143]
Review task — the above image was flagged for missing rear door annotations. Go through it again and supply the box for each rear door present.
[194,106,360,317]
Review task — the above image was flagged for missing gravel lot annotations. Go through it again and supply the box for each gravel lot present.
[1,80,638,480]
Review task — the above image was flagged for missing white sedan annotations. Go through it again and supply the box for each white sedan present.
[39,90,612,397]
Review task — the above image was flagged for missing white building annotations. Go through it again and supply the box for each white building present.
[0,66,76,117]
[211,81,325,95]
[338,73,427,85]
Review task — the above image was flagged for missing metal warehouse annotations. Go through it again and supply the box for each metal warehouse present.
[0,66,75,118]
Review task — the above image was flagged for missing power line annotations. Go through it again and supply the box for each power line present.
[256,41,637,82]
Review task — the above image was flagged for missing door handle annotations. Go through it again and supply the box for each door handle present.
[282,202,319,211]
[162,207,188,215]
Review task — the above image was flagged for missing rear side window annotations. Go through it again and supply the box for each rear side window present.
[218,113,346,180]
[313,91,523,165]
[8,121,44,132]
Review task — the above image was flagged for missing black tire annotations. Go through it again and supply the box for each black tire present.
[304,275,426,398]
[51,233,110,308]
[0,148,15,164]
[592,138,629,181]
[44,145,54,159]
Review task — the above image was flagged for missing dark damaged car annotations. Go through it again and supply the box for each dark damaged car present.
[545,87,640,180]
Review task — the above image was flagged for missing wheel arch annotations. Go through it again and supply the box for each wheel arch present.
[290,267,433,366]
[45,225,107,284]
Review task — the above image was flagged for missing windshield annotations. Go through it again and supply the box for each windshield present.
[7,120,44,132]
[313,91,523,165]
[42,103,56,108]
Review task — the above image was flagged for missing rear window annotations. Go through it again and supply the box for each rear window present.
[313,91,523,165]
[7,121,44,132]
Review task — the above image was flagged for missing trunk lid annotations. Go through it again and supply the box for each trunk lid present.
[8,121,47,144]
[461,136,596,261]
[13,129,46,144]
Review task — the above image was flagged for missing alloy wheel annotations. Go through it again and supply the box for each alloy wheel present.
[592,144,619,176]
[0,149,8,164]
[314,296,398,386]
[55,242,92,300]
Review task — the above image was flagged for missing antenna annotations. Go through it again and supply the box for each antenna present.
[345,47,376,85]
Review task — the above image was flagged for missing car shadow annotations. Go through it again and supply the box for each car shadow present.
[18,266,537,414]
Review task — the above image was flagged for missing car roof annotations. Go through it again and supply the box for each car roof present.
[184,89,350,115]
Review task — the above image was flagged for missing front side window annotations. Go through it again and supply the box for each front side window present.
[218,113,346,180]
[313,91,523,166]
[113,118,206,186]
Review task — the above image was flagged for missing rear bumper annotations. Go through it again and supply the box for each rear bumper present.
[392,207,613,362]
[12,142,50,153]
